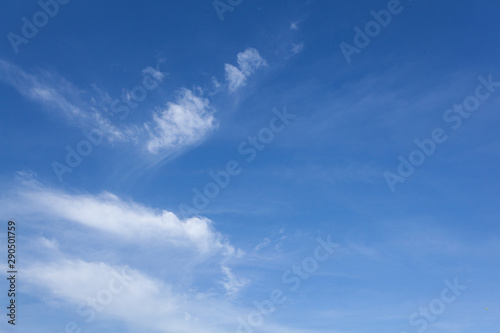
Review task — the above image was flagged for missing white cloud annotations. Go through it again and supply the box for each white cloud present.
[22,259,233,333]
[5,182,233,255]
[142,65,167,82]
[236,48,267,76]
[145,88,218,155]
[1,180,337,333]
[225,48,267,92]
[0,59,218,160]
[21,257,321,333]
[220,265,250,296]
[225,64,247,92]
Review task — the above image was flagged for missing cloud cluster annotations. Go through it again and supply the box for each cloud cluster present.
[0,47,267,162]
[0,178,348,333]
[0,181,274,333]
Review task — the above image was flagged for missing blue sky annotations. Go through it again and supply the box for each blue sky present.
[0,0,499,332]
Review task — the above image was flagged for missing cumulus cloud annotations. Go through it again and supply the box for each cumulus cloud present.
[225,48,267,92]
[145,88,218,155]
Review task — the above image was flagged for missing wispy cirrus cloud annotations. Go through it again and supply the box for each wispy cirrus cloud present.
[0,59,127,141]
[3,181,233,255]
